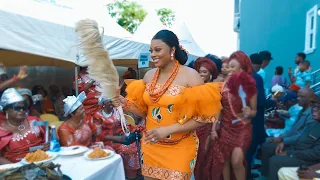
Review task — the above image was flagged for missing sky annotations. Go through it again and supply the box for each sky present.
[58,0,238,56]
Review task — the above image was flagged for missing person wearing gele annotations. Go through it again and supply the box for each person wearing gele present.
[112,30,222,180]
[205,51,257,180]
[0,88,49,164]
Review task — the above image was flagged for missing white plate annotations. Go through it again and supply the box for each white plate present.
[21,151,58,165]
[0,163,22,172]
[84,149,114,160]
[59,146,89,156]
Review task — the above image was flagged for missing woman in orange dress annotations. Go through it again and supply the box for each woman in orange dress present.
[113,30,222,180]
[205,51,257,180]
[0,88,48,164]
[58,92,94,147]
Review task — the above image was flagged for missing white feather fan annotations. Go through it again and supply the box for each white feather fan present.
[75,19,130,136]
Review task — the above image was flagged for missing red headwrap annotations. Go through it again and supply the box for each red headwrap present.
[194,57,219,80]
[289,84,301,92]
[229,51,253,75]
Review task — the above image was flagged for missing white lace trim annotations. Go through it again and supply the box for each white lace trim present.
[11,120,41,141]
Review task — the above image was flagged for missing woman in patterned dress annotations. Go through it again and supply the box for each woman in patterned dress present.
[193,57,221,180]
[58,92,94,147]
[112,30,222,180]
[88,97,140,179]
[205,51,257,180]
[0,88,48,164]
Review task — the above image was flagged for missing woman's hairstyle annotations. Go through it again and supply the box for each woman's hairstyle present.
[229,51,253,75]
[205,54,222,73]
[152,30,188,65]
[275,66,284,75]
[193,57,219,80]
[32,85,48,97]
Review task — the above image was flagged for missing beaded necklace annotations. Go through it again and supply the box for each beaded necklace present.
[149,60,180,103]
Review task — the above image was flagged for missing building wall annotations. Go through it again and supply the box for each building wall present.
[239,0,320,88]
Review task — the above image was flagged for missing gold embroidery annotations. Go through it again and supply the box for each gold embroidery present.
[193,115,219,123]
[146,83,184,96]
[142,164,191,180]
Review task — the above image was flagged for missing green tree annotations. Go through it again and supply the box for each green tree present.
[107,0,147,34]
[156,8,176,27]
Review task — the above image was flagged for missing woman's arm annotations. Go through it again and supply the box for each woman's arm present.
[103,135,124,143]
[58,129,76,146]
[0,77,18,91]
[145,119,206,144]
[122,97,146,118]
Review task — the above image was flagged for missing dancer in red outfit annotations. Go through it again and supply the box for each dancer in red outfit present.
[205,51,257,180]
[193,57,221,180]
[74,66,100,116]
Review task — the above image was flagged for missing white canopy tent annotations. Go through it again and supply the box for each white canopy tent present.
[133,11,206,64]
[0,0,150,68]
[0,0,150,89]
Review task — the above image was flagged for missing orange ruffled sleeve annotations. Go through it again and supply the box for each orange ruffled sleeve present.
[177,82,222,124]
[125,80,148,113]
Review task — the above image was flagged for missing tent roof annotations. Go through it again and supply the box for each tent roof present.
[133,10,167,44]
[171,22,206,57]
[0,0,149,68]
[132,13,206,64]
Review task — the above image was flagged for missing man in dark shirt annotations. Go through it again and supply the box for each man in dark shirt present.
[261,88,317,179]
[246,53,267,179]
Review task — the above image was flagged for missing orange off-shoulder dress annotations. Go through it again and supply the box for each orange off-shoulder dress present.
[126,80,222,180]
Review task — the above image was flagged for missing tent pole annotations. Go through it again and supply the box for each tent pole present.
[75,65,79,96]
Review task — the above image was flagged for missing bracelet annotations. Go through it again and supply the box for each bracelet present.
[210,131,217,134]
[12,75,18,82]
[122,99,131,110]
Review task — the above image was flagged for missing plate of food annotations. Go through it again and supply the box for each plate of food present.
[21,149,58,165]
[0,163,22,173]
[84,147,114,160]
[59,146,89,156]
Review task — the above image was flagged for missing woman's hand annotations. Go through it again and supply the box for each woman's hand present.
[112,95,126,107]
[209,130,218,141]
[298,168,320,179]
[242,106,252,118]
[17,66,28,80]
[145,126,172,144]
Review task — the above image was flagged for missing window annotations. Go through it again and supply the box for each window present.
[304,5,318,54]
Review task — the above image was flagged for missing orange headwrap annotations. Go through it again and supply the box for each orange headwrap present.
[194,57,219,80]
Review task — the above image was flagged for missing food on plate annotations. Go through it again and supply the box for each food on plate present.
[25,149,52,163]
[88,148,110,159]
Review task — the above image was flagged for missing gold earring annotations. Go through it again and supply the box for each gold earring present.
[170,54,174,61]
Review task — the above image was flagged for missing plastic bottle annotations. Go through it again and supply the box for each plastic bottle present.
[50,125,61,152]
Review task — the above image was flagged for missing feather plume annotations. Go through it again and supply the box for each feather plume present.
[75,19,130,135]
[75,19,118,98]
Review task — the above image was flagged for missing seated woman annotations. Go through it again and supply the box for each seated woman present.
[17,88,41,117]
[88,96,140,179]
[58,92,94,147]
[0,88,48,164]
